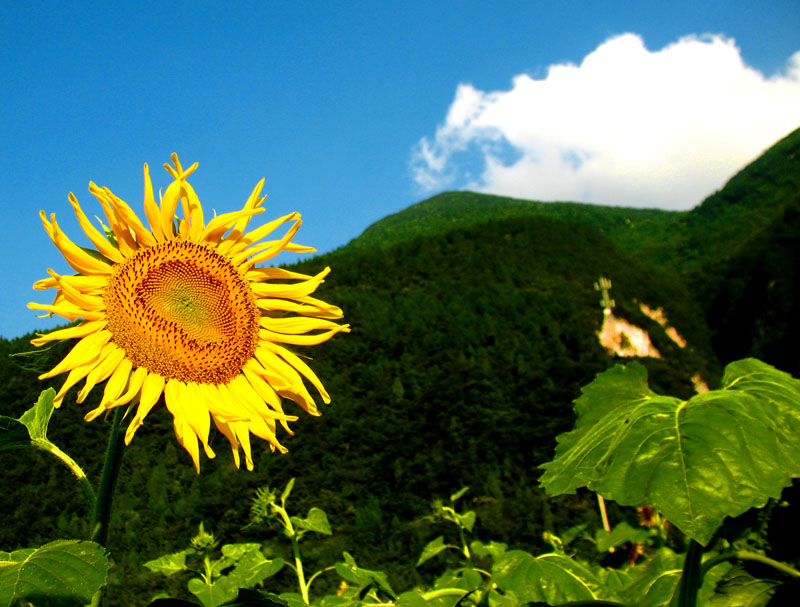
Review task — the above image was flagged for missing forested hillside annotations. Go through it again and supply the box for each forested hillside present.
[1,126,798,604]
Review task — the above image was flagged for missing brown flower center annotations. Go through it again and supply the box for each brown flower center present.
[103,240,259,384]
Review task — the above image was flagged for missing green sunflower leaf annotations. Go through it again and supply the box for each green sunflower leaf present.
[334,552,395,598]
[416,536,450,567]
[291,507,331,536]
[188,575,237,607]
[143,550,192,577]
[225,552,284,589]
[491,549,608,603]
[595,521,650,553]
[469,539,507,560]
[454,510,475,532]
[707,567,778,607]
[0,539,109,607]
[19,388,56,439]
[539,359,800,545]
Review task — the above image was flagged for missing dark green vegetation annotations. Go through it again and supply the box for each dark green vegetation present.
[2,126,799,604]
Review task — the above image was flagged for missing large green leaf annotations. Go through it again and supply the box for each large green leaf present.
[539,359,800,545]
[0,540,109,607]
[225,552,284,589]
[491,549,610,603]
[188,576,237,607]
[707,567,778,607]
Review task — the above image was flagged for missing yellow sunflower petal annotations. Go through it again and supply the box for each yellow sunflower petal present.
[250,267,331,299]
[234,220,304,269]
[164,379,204,473]
[53,361,101,408]
[77,345,125,404]
[259,325,350,346]
[159,179,181,239]
[256,295,344,320]
[95,184,158,249]
[68,193,125,263]
[38,330,112,379]
[124,372,166,445]
[89,186,139,257]
[109,366,147,409]
[31,320,106,347]
[41,212,112,275]
[27,301,105,322]
[199,207,266,246]
[211,414,242,469]
[179,180,205,242]
[82,357,135,421]
[262,341,331,404]
[143,163,167,243]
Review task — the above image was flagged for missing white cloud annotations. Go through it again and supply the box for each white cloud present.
[411,33,800,209]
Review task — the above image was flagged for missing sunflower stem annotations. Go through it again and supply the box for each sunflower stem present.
[90,406,126,546]
[16,438,96,512]
[677,539,704,607]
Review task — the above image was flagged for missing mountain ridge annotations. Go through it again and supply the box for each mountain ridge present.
[344,125,800,277]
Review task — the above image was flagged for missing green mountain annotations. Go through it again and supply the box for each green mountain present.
[1,126,798,604]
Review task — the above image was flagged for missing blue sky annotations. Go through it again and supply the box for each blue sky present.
[2,1,799,339]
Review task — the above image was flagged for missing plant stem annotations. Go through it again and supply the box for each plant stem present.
[27,438,96,512]
[90,406,126,546]
[292,535,310,605]
[306,566,336,595]
[677,539,704,607]
[273,502,310,604]
[701,550,800,579]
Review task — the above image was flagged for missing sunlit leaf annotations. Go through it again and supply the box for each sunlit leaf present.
[226,552,284,588]
[334,552,395,597]
[291,507,331,535]
[0,539,108,607]
[539,359,800,545]
[19,388,56,440]
[595,521,650,553]
[396,590,429,607]
[221,544,263,561]
[280,478,295,505]
[707,567,778,607]
[469,540,507,560]
[449,487,469,502]
[188,575,237,607]
[277,592,305,607]
[454,510,475,532]
[617,546,733,607]
[416,536,450,567]
[491,549,609,603]
[617,547,683,606]
[144,550,192,577]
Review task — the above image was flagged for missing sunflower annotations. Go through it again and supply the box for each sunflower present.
[29,154,348,472]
